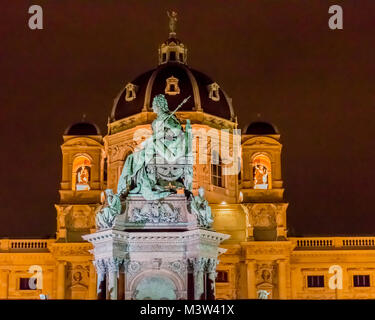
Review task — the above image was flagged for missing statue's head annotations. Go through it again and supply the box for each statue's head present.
[105,189,114,197]
[198,187,205,198]
[152,94,169,114]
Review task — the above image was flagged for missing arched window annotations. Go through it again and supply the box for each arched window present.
[252,154,272,189]
[211,151,225,188]
[72,156,91,191]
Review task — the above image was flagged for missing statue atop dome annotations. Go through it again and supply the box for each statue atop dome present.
[167,10,178,36]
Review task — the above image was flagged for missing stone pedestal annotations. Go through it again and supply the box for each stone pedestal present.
[83,228,229,300]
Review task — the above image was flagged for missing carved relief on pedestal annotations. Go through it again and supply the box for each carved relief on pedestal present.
[115,194,196,230]
[130,201,180,224]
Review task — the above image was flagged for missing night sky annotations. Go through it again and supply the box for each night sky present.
[1,0,374,238]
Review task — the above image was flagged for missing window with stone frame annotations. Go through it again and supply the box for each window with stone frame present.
[211,150,225,188]
[307,275,325,288]
[19,277,36,290]
[353,275,370,287]
[216,271,229,283]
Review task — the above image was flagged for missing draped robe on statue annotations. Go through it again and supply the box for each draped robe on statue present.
[117,94,191,200]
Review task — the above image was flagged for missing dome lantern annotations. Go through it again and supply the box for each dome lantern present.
[158,11,187,65]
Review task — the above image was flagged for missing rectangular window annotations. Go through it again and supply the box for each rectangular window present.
[353,275,370,287]
[307,275,324,288]
[216,271,228,283]
[169,51,176,61]
[211,163,224,187]
[19,277,36,290]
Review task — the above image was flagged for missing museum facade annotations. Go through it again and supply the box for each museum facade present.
[1,17,375,300]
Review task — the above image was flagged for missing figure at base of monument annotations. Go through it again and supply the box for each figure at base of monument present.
[95,189,122,229]
[191,187,213,229]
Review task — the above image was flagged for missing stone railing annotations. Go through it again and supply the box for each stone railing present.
[0,239,55,252]
[290,237,375,249]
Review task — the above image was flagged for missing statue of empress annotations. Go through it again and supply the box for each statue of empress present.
[117,94,192,201]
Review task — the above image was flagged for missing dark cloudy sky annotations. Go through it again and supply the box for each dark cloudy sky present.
[0,0,374,237]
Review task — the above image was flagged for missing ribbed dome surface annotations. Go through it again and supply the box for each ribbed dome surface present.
[111,62,235,121]
[244,121,278,135]
[65,122,100,135]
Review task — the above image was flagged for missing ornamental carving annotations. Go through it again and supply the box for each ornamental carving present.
[188,257,208,275]
[205,258,218,274]
[256,262,275,285]
[68,264,89,288]
[127,261,142,276]
[241,204,277,228]
[130,201,180,224]
[93,258,124,274]
[168,260,187,274]
[253,207,276,228]
[50,244,92,257]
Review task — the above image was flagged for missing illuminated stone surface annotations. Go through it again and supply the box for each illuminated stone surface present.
[1,12,375,300]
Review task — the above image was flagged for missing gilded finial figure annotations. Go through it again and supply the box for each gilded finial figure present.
[167,10,178,34]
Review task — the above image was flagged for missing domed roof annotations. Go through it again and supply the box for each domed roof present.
[244,121,278,135]
[65,122,101,136]
[111,62,235,121]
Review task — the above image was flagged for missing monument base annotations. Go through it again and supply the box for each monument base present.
[83,228,229,300]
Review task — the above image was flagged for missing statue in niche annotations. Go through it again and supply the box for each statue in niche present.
[95,189,122,229]
[253,164,268,189]
[76,165,90,191]
[117,94,192,201]
[191,187,213,228]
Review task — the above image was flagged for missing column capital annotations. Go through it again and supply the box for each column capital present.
[277,259,287,265]
[245,259,256,266]
[188,257,207,275]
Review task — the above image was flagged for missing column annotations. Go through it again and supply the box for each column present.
[97,272,106,300]
[94,259,107,300]
[0,270,9,299]
[206,258,217,300]
[107,270,118,300]
[278,259,287,299]
[246,260,257,299]
[118,271,125,300]
[193,258,205,300]
[56,261,66,299]
[88,263,97,300]
[107,258,122,300]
